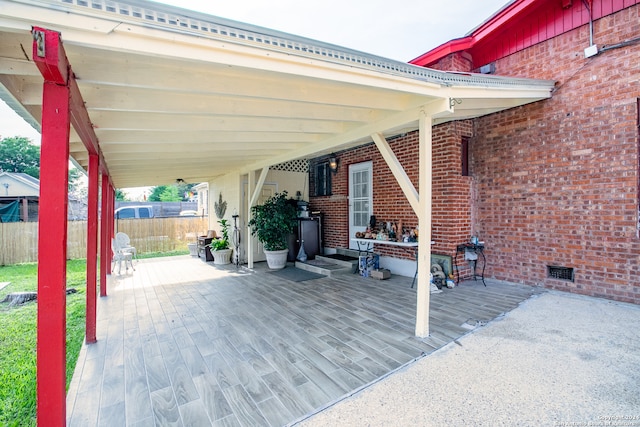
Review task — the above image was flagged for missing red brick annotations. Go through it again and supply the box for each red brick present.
[310,4,640,305]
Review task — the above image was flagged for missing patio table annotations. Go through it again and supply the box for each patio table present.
[351,238,419,283]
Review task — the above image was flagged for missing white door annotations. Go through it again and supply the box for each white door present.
[349,161,372,249]
[243,182,277,262]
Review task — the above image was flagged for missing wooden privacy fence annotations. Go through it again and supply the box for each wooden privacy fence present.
[0,217,209,266]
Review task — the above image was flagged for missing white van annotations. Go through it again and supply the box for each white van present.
[114,205,154,219]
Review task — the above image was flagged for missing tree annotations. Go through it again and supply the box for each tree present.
[1,136,89,197]
[0,136,40,178]
[68,167,86,196]
[159,186,181,201]
[148,185,167,202]
[176,182,197,201]
[115,189,128,201]
[148,184,196,202]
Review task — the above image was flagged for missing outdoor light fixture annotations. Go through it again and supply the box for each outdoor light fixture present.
[328,154,338,173]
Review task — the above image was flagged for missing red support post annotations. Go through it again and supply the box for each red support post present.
[33,27,71,426]
[108,184,115,267]
[36,80,70,427]
[32,26,112,424]
[86,154,99,343]
[100,173,110,296]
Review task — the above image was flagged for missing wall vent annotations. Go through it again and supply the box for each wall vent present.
[479,63,496,74]
[547,265,574,282]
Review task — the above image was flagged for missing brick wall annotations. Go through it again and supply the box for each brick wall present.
[437,5,640,303]
[309,123,476,278]
[428,51,474,73]
[311,4,640,304]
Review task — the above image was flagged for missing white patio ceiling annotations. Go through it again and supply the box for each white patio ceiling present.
[0,0,554,188]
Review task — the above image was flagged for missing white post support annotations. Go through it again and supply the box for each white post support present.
[247,167,269,268]
[415,109,433,338]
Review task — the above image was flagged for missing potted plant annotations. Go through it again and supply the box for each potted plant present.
[248,191,298,270]
[208,193,232,265]
[209,218,232,264]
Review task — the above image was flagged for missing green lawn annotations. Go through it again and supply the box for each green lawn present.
[137,248,188,259]
[0,250,190,425]
[0,260,87,427]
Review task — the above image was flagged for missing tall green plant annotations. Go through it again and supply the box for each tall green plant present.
[248,191,297,251]
[210,193,230,251]
[209,218,230,251]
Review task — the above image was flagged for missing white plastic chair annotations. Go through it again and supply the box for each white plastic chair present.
[112,238,134,274]
[115,232,137,260]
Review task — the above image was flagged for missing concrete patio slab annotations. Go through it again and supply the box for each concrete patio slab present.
[298,291,640,426]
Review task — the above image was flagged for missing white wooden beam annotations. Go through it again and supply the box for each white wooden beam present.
[241,99,449,174]
[0,78,41,108]
[371,132,419,214]
[0,57,40,76]
[88,112,346,134]
[247,167,269,269]
[75,62,411,111]
[247,171,254,269]
[99,142,302,154]
[97,131,319,145]
[81,88,382,123]
[415,109,433,338]
[100,151,279,160]
[250,167,269,208]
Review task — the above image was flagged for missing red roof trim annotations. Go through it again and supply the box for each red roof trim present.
[410,0,539,66]
[409,37,475,66]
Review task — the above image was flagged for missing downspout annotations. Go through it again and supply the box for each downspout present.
[581,0,594,46]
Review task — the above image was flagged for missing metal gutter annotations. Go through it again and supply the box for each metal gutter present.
[15,0,554,90]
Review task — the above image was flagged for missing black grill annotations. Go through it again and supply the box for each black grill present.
[547,266,574,281]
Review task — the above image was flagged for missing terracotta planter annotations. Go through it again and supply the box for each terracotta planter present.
[212,248,232,265]
[264,249,288,270]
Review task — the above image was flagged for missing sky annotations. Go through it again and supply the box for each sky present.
[0,0,509,163]
[154,0,508,62]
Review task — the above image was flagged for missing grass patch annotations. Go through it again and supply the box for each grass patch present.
[0,259,87,426]
[0,251,183,424]
[137,248,189,259]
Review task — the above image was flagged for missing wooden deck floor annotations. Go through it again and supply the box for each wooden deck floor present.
[66,255,542,427]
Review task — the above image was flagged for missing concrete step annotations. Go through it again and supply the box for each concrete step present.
[315,254,356,269]
[295,257,353,277]
[336,248,361,259]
